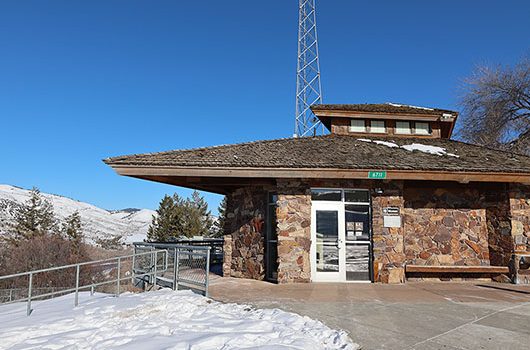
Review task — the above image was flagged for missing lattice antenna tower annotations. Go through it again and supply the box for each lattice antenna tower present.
[294,0,323,137]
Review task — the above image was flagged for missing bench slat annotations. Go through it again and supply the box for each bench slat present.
[405,265,509,274]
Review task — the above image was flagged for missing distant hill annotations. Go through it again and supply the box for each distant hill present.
[0,184,156,246]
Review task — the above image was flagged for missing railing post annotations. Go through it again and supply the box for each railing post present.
[27,272,33,316]
[74,264,80,307]
[116,257,121,297]
[9,289,12,302]
[90,285,94,296]
[131,248,136,285]
[173,248,179,291]
[153,250,157,288]
[205,247,210,297]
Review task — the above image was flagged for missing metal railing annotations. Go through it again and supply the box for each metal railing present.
[133,242,211,296]
[0,249,167,316]
[139,238,223,264]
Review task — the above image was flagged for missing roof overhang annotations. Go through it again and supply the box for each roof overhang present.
[108,165,530,194]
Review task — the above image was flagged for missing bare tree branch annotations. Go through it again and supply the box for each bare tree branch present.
[457,57,530,155]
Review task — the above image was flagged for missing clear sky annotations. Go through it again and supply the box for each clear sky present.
[1,1,529,213]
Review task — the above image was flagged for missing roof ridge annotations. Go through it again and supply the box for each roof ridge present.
[103,134,334,164]
[311,103,458,115]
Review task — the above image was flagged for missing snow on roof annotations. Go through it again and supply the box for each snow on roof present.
[385,102,434,111]
[358,138,399,148]
[357,139,459,158]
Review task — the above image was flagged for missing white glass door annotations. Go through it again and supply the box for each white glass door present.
[311,202,346,282]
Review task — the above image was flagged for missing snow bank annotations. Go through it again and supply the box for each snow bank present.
[357,139,459,157]
[0,289,358,349]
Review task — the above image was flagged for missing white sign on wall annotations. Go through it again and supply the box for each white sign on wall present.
[383,215,401,228]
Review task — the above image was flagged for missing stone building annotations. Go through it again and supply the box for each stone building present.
[105,104,530,283]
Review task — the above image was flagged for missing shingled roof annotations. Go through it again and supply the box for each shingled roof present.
[104,134,530,175]
[311,103,458,117]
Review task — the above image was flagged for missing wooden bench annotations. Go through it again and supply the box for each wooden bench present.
[405,265,510,274]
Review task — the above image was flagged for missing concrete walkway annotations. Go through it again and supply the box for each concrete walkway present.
[209,277,530,350]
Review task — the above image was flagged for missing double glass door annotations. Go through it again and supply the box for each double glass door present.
[311,189,372,282]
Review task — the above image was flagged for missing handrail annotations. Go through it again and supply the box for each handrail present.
[133,243,211,297]
[133,242,212,251]
[0,250,165,281]
[1,242,214,316]
[0,249,168,315]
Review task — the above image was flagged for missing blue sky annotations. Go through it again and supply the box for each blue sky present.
[1,1,529,213]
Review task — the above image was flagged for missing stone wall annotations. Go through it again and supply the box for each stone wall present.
[402,184,490,271]
[485,186,513,266]
[372,182,406,283]
[509,184,530,254]
[276,180,311,283]
[223,180,528,284]
[223,186,268,280]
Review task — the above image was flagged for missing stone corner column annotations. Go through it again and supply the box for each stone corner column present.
[371,184,406,284]
[509,184,530,254]
[275,181,312,284]
[222,234,233,277]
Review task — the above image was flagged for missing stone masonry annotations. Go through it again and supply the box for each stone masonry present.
[276,180,312,283]
[223,181,529,284]
[223,186,269,280]
[509,184,530,254]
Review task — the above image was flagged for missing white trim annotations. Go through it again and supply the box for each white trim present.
[311,202,345,282]
[310,188,373,283]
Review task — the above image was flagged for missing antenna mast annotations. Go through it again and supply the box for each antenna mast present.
[294,0,323,137]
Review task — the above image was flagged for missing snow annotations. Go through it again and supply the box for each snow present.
[401,143,459,157]
[385,102,434,111]
[357,139,459,158]
[0,289,358,349]
[0,184,156,245]
[373,140,399,148]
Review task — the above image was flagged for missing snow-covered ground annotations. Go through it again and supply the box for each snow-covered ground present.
[0,289,357,349]
[0,184,155,245]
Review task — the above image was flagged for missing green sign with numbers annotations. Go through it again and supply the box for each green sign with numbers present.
[368,171,387,179]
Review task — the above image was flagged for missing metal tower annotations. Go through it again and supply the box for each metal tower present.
[294,0,323,137]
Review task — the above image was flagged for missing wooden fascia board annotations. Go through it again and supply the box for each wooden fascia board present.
[109,165,530,183]
[312,110,443,121]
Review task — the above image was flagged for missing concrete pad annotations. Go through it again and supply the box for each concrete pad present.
[475,307,530,335]
[209,278,530,350]
[426,323,529,350]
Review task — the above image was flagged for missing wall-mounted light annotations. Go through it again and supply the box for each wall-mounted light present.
[374,188,384,194]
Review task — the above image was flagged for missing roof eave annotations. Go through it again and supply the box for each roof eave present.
[106,164,530,184]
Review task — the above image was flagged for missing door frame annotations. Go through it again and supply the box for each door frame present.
[310,201,346,282]
[310,188,373,283]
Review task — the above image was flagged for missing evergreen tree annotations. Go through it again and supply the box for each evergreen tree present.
[12,187,58,241]
[212,196,227,237]
[182,191,213,238]
[147,194,185,242]
[62,211,84,257]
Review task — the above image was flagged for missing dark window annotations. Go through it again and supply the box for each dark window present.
[344,190,370,203]
[311,189,342,201]
[266,192,278,281]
